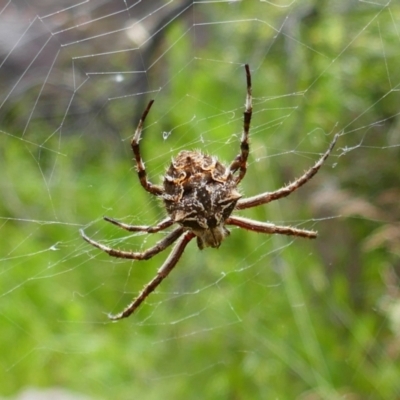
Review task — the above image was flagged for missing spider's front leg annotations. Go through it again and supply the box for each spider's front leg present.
[103,216,173,233]
[80,226,183,260]
[226,215,317,239]
[109,231,195,320]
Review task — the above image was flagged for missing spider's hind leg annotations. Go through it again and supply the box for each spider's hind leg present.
[131,100,164,197]
[229,64,252,184]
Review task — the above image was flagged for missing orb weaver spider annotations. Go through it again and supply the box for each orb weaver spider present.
[81,64,338,320]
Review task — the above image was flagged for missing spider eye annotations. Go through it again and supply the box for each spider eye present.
[207,216,219,228]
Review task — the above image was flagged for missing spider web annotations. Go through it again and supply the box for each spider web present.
[1,0,399,398]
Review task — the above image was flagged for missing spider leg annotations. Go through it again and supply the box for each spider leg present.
[236,134,338,210]
[103,216,173,233]
[229,64,252,183]
[80,226,184,260]
[109,231,196,320]
[226,216,317,239]
[131,100,164,196]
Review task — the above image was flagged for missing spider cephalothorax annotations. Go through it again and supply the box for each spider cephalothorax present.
[163,150,241,249]
[81,64,338,320]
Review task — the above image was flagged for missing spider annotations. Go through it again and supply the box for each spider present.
[81,64,338,320]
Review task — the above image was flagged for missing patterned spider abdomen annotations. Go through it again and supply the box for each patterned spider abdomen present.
[163,150,241,249]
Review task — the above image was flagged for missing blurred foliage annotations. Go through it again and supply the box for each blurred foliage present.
[1,1,400,399]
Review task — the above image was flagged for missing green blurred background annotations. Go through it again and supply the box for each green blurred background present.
[1,1,399,399]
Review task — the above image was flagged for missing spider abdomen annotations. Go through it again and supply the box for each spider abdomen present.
[163,150,241,248]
